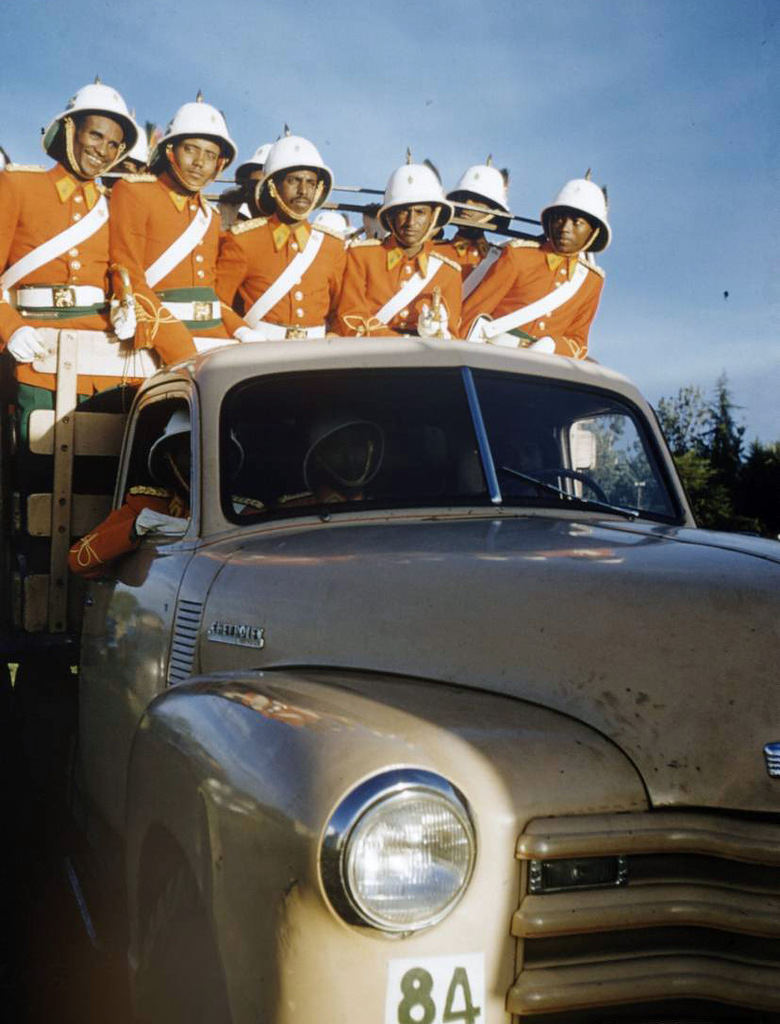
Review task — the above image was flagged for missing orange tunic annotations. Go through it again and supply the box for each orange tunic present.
[68,487,187,577]
[334,238,462,337]
[109,172,245,363]
[0,163,130,394]
[216,214,346,330]
[461,239,604,359]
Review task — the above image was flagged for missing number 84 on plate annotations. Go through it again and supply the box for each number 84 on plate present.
[385,953,484,1024]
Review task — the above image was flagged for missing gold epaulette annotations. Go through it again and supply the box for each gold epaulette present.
[230,216,267,235]
[313,223,346,240]
[6,164,46,172]
[232,494,266,510]
[129,485,171,497]
[122,173,157,183]
[435,253,461,273]
[508,238,541,249]
[579,257,605,279]
[348,237,381,248]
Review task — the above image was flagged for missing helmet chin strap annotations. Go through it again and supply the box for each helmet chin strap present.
[62,115,127,179]
[166,143,226,193]
[165,452,190,496]
[267,176,324,221]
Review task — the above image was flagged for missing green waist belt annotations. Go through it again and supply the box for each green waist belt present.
[155,287,222,330]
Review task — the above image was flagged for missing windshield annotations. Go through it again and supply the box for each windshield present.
[220,368,680,523]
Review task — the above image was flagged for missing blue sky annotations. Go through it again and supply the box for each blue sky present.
[3,0,778,442]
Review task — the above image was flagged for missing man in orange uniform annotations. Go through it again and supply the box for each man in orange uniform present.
[461,175,610,359]
[216,134,346,339]
[436,158,511,294]
[109,95,255,363]
[335,157,461,338]
[69,409,190,577]
[218,141,272,229]
[0,81,138,423]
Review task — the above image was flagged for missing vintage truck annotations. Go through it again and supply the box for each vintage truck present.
[3,332,780,1023]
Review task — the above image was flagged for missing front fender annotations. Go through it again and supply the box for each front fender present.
[125,668,646,1024]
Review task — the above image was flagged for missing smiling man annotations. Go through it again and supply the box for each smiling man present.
[335,157,461,338]
[0,81,137,407]
[216,133,346,339]
[462,175,610,359]
[110,94,252,363]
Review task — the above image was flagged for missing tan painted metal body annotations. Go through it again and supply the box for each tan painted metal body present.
[73,339,780,1021]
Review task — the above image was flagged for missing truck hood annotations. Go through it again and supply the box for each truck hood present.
[200,513,780,813]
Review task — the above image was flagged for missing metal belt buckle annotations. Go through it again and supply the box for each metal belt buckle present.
[52,286,77,309]
[192,301,212,322]
[285,326,307,340]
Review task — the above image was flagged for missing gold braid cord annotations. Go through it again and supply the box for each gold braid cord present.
[73,532,102,569]
[561,336,585,360]
[133,292,178,345]
[267,177,325,221]
[341,314,387,337]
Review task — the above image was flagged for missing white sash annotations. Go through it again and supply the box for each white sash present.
[375,256,443,324]
[462,245,502,299]
[145,205,213,288]
[0,196,109,292]
[482,261,589,338]
[244,229,325,326]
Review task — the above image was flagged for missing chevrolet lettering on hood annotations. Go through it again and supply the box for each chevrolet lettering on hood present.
[207,620,265,649]
[72,339,780,1023]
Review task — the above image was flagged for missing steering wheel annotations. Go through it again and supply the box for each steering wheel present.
[537,467,609,504]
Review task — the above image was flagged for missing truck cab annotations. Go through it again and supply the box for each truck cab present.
[6,333,780,1023]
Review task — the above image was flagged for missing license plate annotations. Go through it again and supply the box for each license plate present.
[385,952,484,1024]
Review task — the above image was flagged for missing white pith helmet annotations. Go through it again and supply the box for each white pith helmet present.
[42,80,138,157]
[447,159,510,212]
[541,176,611,252]
[313,209,353,238]
[150,94,237,169]
[259,133,334,206]
[378,160,454,232]
[148,408,190,480]
[235,142,272,180]
[125,119,149,166]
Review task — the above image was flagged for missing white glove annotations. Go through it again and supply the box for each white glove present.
[109,297,137,341]
[134,507,188,538]
[6,326,46,363]
[416,302,450,339]
[528,336,556,354]
[233,326,270,343]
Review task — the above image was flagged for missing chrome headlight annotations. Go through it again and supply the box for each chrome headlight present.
[321,769,476,934]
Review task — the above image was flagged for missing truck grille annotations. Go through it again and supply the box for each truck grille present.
[509,811,780,1019]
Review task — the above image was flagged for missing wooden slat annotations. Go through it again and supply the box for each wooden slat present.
[48,331,78,632]
[29,409,127,456]
[23,575,49,633]
[27,493,112,538]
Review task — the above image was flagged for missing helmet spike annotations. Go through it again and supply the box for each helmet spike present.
[602,184,609,207]
[283,123,291,136]
[584,167,592,181]
[94,74,102,85]
[196,90,204,102]
[486,154,493,166]
[500,167,510,187]
[406,147,413,165]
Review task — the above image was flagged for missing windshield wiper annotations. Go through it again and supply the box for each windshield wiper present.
[499,465,640,520]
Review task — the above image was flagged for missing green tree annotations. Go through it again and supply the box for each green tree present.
[738,441,780,538]
[656,376,762,533]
